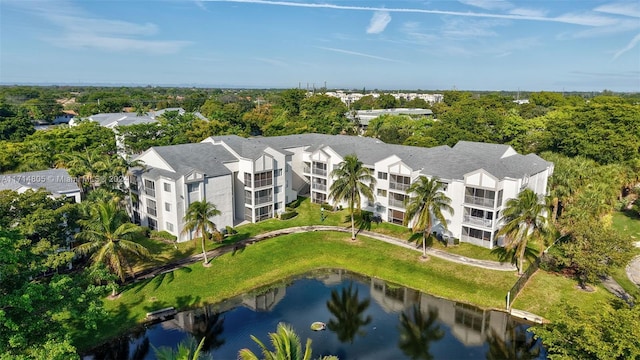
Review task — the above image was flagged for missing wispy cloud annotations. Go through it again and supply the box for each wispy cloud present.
[595,2,640,18]
[458,0,512,11]
[205,0,618,27]
[194,0,209,11]
[367,11,391,34]
[613,33,640,59]
[5,0,190,54]
[316,46,402,62]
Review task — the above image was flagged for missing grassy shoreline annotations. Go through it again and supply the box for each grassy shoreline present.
[76,231,518,351]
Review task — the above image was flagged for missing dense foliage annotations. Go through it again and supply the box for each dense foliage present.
[0,85,638,358]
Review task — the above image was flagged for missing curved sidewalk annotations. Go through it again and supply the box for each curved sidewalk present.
[627,255,640,289]
[133,225,516,283]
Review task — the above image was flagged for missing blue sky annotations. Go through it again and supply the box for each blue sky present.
[1,0,639,92]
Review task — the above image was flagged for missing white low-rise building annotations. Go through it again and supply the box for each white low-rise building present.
[130,134,552,248]
[0,169,82,202]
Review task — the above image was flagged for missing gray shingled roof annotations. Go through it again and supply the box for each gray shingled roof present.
[0,169,80,195]
[209,135,271,160]
[147,143,236,177]
[89,113,157,127]
[259,134,550,181]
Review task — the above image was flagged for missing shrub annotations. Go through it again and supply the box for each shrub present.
[150,229,176,241]
[321,203,333,211]
[225,225,237,235]
[452,238,460,245]
[211,230,224,242]
[280,211,298,220]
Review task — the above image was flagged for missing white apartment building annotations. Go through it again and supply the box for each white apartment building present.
[130,134,552,248]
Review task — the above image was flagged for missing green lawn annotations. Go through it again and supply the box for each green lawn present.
[76,230,518,351]
[612,210,640,240]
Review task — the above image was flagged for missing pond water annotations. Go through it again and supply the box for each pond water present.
[84,269,545,359]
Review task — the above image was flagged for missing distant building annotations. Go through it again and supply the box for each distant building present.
[348,108,434,132]
[325,91,443,107]
[52,110,78,125]
[129,134,553,249]
[0,169,81,202]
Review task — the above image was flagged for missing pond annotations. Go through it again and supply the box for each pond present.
[84,269,545,359]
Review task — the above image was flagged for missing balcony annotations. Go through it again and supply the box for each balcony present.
[463,215,493,228]
[255,195,273,205]
[303,166,310,174]
[144,187,156,197]
[253,179,273,188]
[389,182,409,192]
[312,183,327,191]
[147,208,157,217]
[464,195,495,208]
[312,168,327,176]
[388,198,406,208]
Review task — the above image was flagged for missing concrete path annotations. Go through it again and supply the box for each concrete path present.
[600,275,634,306]
[627,255,640,289]
[131,225,516,284]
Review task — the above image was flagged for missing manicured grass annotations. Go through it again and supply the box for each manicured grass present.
[431,241,498,261]
[612,210,640,241]
[513,270,615,320]
[76,230,518,351]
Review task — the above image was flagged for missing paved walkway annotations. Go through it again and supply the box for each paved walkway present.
[132,225,516,283]
[627,255,640,289]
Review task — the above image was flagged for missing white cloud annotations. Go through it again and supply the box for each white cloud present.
[613,33,640,59]
[508,8,547,18]
[595,3,640,18]
[367,11,391,34]
[458,0,512,11]
[5,0,190,54]
[316,46,402,62]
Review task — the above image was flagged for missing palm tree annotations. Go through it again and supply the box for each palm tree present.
[398,305,444,360]
[183,200,221,266]
[238,322,313,360]
[57,149,106,191]
[404,176,453,259]
[329,154,376,240]
[497,189,549,275]
[326,283,372,343]
[154,336,211,360]
[74,199,149,293]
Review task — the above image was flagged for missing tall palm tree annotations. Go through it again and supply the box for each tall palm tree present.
[238,322,313,360]
[398,305,444,360]
[326,283,372,343]
[183,200,221,266]
[329,154,376,240]
[404,176,453,259]
[497,189,549,275]
[74,199,149,292]
[57,149,107,191]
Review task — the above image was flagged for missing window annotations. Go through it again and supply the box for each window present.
[245,190,252,205]
[388,209,405,225]
[254,171,273,188]
[244,172,252,185]
[377,188,387,197]
[147,200,157,217]
[163,183,171,192]
[144,179,155,197]
[275,185,282,194]
[274,169,282,177]
[166,222,174,232]
[255,189,273,205]
[165,202,171,212]
[187,183,199,193]
[377,171,388,180]
[148,218,157,231]
[255,205,273,221]
[275,202,281,210]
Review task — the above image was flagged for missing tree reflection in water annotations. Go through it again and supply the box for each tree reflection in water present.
[187,307,225,352]
[397,305,444,360]
[326,282,372,344]
[486,323,541,360]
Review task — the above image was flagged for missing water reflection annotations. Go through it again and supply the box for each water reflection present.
[326,283,372,343]
[84,269,544,359]
[398,305,444,360]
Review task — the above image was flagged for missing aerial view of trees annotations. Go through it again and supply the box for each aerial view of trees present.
[0,85,638,359]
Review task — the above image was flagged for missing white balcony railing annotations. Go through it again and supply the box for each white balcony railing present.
[464,195,494,208]
[388,198,406,208]
[312,183,327,191]
[389,182,410,192]
[463,215,493,228]
[312,168,327,176]
[255,195,273,205]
